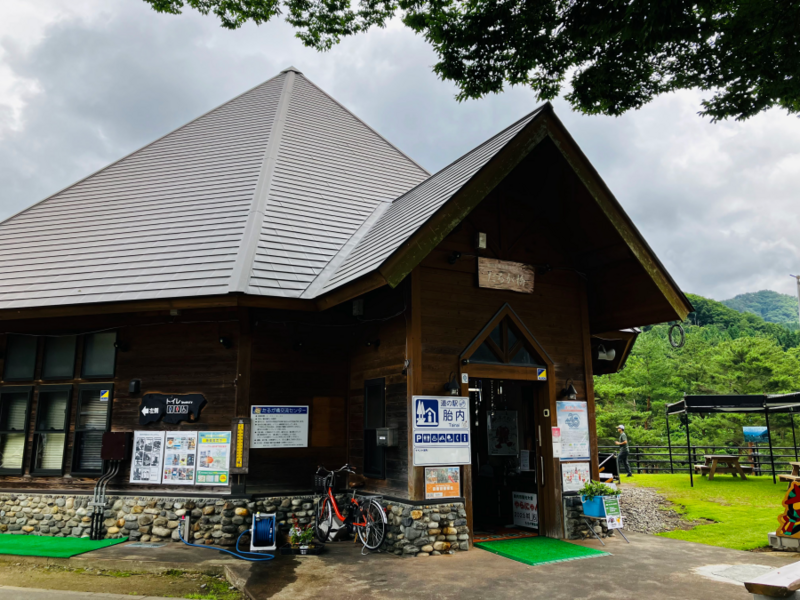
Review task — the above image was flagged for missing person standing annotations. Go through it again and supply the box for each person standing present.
[616,425,632,477]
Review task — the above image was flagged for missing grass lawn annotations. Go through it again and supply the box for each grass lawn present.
[628,474,787,550]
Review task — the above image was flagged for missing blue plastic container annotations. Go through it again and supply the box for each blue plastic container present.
[581,495,607,517]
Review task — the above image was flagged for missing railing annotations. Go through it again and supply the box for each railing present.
[597,444,800,475]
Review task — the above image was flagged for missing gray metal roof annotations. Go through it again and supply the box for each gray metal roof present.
[0,67,429,309]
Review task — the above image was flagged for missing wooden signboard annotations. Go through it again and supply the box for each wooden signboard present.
[230,418,250,475]
[478,258,534,294]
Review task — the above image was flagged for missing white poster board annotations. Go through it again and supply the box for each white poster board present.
[250,406,309,448]
[561,461,591,493]
[196,431,231,486]
[556,401,590,460]
[412,396,471,466]
[130,431,165,484]
[487,410,518,455]
[519,449,531,471]
[512,491,538,529]
[161,431,198,485]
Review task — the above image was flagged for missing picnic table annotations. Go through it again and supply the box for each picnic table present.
[778,461,800,489]
[694,455,753,480]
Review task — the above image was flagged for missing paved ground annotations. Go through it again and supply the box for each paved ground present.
[0,587,175,600]
[227,533,799,600]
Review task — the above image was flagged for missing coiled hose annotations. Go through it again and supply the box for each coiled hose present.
[177,516,275,562]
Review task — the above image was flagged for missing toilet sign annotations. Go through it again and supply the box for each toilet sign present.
[412,396,471,466]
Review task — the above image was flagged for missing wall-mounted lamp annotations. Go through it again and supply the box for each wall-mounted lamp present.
[128,379,141,395]
[444,372,460,396]
[365,339,381,348]
[560,379,578,400]
[597,344,616,361]
[447,251,462,265]
[114,341,130,352]
[219,337,233,349]
[474,232,487,250]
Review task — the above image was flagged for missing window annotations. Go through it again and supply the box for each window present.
[0,387,32,474]
[72,384,112,475]
[32,386,71,475]
[82,332,117,378]
[3,336,37,381]
[42,336,77,380]
[469,317,544,367]
[363,378,386,479]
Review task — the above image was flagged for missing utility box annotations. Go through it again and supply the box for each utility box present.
[376,427,398,447]
[101,432,132,461]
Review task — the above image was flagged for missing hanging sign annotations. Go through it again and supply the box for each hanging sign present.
[561,461,591,493]
[130,431,166,484]
[512,491,539,529]
[161,431,197,485]
[412,396,471,466]
[603,496,624,529]
[478,258,534,294]
[250,406,309,448]
[138,393,206,425]
[556,401,590,460]
[196,431,231,486]
[425,467,461,499]
[487,410,519,456]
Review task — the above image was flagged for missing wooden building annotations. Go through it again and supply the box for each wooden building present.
[0,67,691,542]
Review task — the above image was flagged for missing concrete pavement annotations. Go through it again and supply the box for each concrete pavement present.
[0,587,175,600]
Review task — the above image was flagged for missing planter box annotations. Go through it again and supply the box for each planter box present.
[581,495,614,517]
[279,543,325,556]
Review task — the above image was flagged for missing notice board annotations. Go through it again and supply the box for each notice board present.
[412,396,471,466]
[130,431,165,484]
[250,406,309,448]
[162,431,197,485]
[196,431,231,486]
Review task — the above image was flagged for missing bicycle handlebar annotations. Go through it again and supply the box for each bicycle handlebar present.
[317,464,356,475]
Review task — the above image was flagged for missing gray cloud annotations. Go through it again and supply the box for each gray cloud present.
[1,0,799,302]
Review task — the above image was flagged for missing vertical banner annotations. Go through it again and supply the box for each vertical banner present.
[161,431,197,485]
[512,492,539,529]
[196,431,231,486]
[556,401,590,460]
[130,431,166,484]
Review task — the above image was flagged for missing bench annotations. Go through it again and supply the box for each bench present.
[694,464,754,475]
[745,561,800,598]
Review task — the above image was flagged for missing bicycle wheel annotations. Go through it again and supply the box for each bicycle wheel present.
[314,497,333,543]
[356,499,386,550]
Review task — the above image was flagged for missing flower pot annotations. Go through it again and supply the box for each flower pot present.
[581,495,609,517]
[279,543,325,556]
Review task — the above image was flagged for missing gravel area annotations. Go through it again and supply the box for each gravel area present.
[619,485,692,534]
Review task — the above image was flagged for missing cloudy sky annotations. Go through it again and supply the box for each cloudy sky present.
[1,0,799,301]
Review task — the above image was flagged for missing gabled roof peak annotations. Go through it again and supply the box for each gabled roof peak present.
[281,66,303,74]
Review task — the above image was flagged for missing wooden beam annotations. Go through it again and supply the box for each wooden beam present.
[314,272,388,312]
[407,268,424,500]
[234,307,253,418]
[578,276,600,482]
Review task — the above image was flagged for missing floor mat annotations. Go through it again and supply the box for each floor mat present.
[0,535,128,558]
[473,527,538,542]
[475,536,609,566]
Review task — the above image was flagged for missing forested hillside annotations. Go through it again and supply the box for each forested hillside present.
[594,293,800,450]
[722,290,799,327]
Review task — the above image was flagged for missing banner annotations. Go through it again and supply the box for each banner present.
[412,396,471,466]
[196,431,231,486]
[161,431,197,485]
[556,401,590,460]
[130,431,165,484]
[425,467,461,499]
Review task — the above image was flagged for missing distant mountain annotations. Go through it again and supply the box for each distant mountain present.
[721,290,799,326]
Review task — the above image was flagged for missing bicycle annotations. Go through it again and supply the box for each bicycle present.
[313,464,387,551]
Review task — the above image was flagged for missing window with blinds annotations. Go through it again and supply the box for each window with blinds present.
[32,387,70,475]
[4,336,37,381]
[72,385,112,475]
[0,388,32,474]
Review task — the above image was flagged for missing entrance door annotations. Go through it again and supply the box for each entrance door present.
[470,378,540,531]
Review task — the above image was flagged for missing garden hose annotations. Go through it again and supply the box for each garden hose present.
[177,516,275,562]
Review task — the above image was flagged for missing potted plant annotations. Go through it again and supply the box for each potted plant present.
[282,516,323,555]
[578,481,621,517]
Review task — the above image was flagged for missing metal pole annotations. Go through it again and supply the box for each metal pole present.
[792,412,798,462]
[684,413,693,487]
[793,275,800,328]
[666,411,674,474]
[766,406,777,484]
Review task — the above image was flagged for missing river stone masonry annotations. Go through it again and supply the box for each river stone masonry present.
[563,496,614,540]
[382,501,470,557]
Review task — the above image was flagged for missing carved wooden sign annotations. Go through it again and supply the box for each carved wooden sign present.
[478,258,534,294]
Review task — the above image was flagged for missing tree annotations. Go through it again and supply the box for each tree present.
[143,0,800,121]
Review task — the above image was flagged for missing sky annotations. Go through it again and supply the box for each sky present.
[1,0,799,301]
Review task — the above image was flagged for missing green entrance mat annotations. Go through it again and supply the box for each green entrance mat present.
[475,536,609,566]
[0,536,128,558]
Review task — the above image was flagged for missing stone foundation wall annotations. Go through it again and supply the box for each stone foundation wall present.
[382,500,470,557]
[563,495,615,540]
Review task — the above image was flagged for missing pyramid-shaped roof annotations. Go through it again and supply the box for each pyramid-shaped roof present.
[0,67,428,308]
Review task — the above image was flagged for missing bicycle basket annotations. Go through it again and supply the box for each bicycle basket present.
[314,474,327,493]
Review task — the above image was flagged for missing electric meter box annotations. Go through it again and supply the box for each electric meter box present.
[376,427,398,447]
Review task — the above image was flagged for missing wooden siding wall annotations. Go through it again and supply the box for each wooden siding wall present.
[0,309,240,494]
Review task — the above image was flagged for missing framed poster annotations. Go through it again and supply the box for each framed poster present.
[512,491,538,529]
[412,396,471,466]
[487,410,518,456]
[561,461,591,493]
[425,467,461,499]
[196,431,231,486]
[556,401,590,460]
[250,406,309,448]
[161,431,197,485]
[130,431,165,484]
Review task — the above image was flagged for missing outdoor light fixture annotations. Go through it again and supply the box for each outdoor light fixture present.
[444,372,460,395]
[365,339,381,348]
[560,380,578,400]
[474,232,487,250]
[114,341,130,352]
[128,379,141,395]
[447,251,462,265]
[219,337,233,349]
[597,344,616,361]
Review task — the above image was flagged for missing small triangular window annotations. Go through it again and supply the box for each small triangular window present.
[467,316,543,367]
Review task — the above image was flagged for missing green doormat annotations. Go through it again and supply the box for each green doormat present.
[0,536,128,558]
[475,536,609,566]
